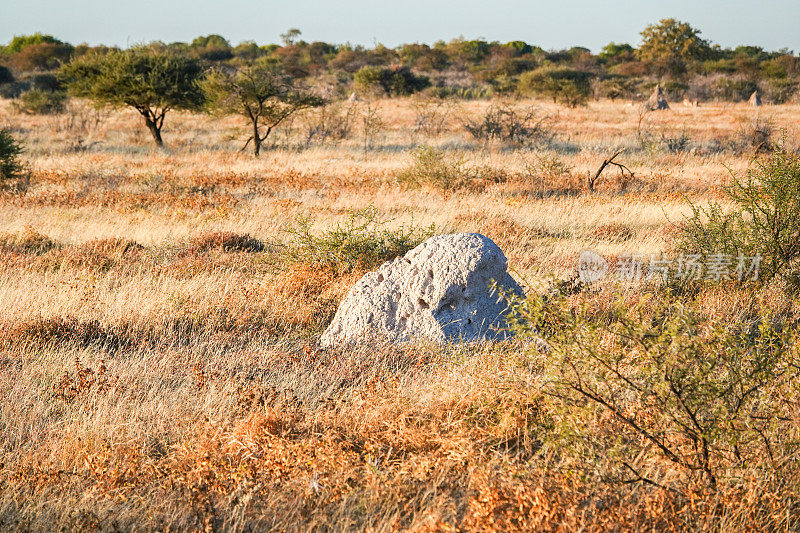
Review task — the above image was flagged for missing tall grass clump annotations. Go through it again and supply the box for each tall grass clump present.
[679,148,800,289]
[0,226,57,254]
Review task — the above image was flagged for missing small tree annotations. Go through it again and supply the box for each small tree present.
[0,129,24,188]
[59,46,204,147]
[190,34,232,61]
[201,62,324,156]
[359,100,383,159]
[598,42,635,64]
[280,28,302,47]
[638,19,710,77]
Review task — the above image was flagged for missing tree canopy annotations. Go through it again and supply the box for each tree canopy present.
[599,42,635,64]
[59,47,204,146]
[2,33,69,55]
[201,61,324,155]
[190,35,233,60]
[638,18,711,76]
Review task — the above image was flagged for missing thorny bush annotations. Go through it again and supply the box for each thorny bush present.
[508,286,800,492]
[679,147,800,290]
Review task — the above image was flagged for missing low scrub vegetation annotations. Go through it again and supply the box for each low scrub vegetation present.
[13,88,66,115]
[189,231,267,253]
[354,65,430,96]
[463,104,551,145]
[284,207,433,275]
[504,285,800,528]
[397,145,508,191]
[680,148,800,289]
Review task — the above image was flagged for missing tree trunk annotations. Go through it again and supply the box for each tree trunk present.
[144,117,164,147]
[253,119,261,157]
[251,120,273,157]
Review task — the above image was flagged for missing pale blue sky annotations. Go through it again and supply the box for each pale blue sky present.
[2,0,798,52]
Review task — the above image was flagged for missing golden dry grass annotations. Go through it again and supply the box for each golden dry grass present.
[1,96,799,531]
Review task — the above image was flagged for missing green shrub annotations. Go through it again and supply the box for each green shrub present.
[397,146,472,190]
[518,67,592,107]
[763,78,797,104]
[190,34,233,61]
[701,59,738,75]
[353,66,382,93]
[397,146,508,191]
[0,82,26,99]
[14,88,67,115]
[660,80,689,100]
[426,85,492,100]
[4,33,68,54]
[525,153,573,181]
[595,76,639,100]
[384,66,429,96]
[711,78,758,101]
[25,73,62,92]
[759,58,789,79]
[486,73,517,95]
[0,128,24,187]
[509,288,797,489]
[679,148,800,289]
[354,65,430,97]
[285,207,433,275]
[0,66,13,85]
[2,34,73,71]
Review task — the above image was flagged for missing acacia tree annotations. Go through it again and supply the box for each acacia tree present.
[638,19,711,77]
[59,46,204,146]
[202,62,324,156]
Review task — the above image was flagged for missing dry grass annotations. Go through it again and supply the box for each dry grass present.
[1,96,799,531]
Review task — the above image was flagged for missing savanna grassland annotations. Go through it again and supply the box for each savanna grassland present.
[1,96,800,531]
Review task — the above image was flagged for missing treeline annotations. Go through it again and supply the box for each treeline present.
[2,19,798,107]
[0,19,798,152]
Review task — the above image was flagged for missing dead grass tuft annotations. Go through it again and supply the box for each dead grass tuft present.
[7,317,131,352]
[592,223,634,241]
[79,237,144,259]
[0,226,57,254]
[189,231,267,253]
